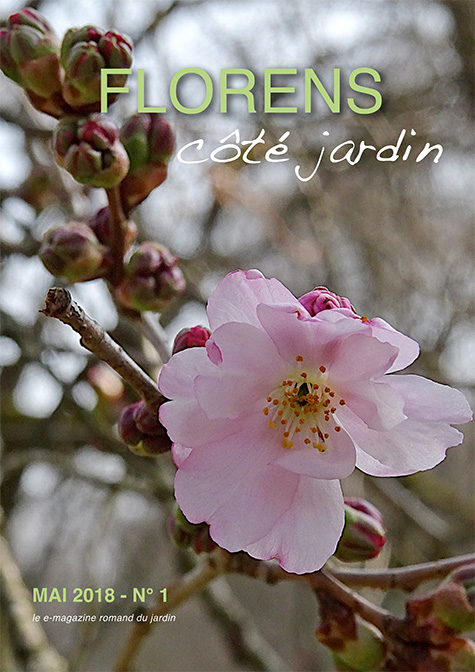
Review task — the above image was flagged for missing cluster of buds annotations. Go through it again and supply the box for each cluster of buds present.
[60,25,132,109]
[118,400,170,456]
[119,114,176,211]
[167,504,217,555]
[39,221,112,282]
[53,114,129,188]
[116,242,185,313]
[0,8,132,117]
[334,498,387,563]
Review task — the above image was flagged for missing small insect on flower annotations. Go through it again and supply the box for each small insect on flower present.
[158,270,472,574]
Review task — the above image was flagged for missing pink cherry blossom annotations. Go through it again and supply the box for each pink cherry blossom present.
[158,270,472,574]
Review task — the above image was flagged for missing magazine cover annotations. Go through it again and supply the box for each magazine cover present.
[1,1,474,670]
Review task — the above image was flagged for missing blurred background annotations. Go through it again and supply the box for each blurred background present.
[1,0,474,670]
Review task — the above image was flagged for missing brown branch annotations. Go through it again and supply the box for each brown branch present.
[0,534,68,672]
[40,288,163,410]
[330,553,475,591]
[310,569,396,635]
[106,187,127,285]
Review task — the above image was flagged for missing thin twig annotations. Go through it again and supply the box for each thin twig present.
[40,288,163,410]
[139,312,171,363]
[330,553,475,591]
[310,569,396,635]
[202,577,292,671]
[113,555,225,672]
[0,534,68,672]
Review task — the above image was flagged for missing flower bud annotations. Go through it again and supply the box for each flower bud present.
[325,620,385,672]
[387,638,475,672]
[88,207,137,251]
[119,114,175,211]
[334,498,386,563]
[133,401,163,436]
[116,242,185,313]
[53,114,129,188]
[0,8,63,99]
[39,222,111,282]
[118,401,170,456]
[299,287,356,316]
[61,25,132,108]
[118,402,143,445]
[405,564,475,642]
[316,593,385,672]
[172,326,211,355]
[166,505,217,554]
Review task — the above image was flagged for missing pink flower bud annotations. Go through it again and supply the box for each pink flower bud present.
[299,286,356,316]
[334,497,386,563]
[39,222,111,282]
[88,207,137,251]
[116,242,185,313]
[61,25,132,108]
[172,326,211,355]
[53,114,129,188]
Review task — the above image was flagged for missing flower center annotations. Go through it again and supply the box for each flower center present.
[262,354,345,451]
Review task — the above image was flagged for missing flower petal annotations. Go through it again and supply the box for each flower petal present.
[244,477,345,574]
[175,414,299,548]
[171,442,192,467]
[194,373,263,420]
[159,398,242,447]
[385,375,473,424]
[311,309,420,374]
[343,380,406,431]
[328,332,398,382]
[271,420,356,480]
[339,406,465,476]
[206,321,282,374]
[207,269,303,330]
[367,317,420,373]
[257,303,365,368]
[158,347,216,400]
